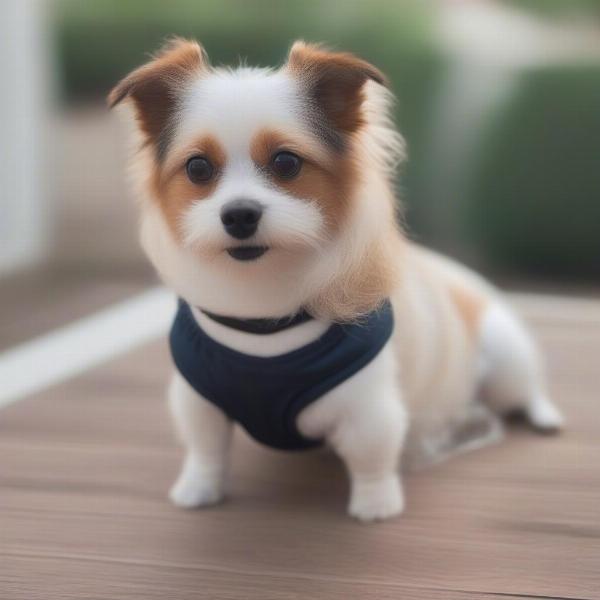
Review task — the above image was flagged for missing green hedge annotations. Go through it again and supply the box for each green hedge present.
[54,0,437,103]
[465,65,600,278]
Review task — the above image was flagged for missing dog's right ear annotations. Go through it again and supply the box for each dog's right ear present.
[108,38,207,154]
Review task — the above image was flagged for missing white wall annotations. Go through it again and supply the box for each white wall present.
[0,0,52,275]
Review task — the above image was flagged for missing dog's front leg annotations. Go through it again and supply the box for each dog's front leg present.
[298,345,408,522]
[168,371,233,508]
[329,390,407,522]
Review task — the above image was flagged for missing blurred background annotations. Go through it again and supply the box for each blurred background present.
[2,0,600,349]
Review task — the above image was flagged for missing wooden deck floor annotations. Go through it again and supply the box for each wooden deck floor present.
[1,294,599,599]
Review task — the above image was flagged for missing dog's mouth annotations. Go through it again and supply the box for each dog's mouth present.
[226,246,269,261]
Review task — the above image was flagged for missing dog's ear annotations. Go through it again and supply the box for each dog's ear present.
[108,38,207,154]
[286,41,387,135]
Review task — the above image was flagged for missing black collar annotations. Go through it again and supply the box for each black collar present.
[200,308,313,335]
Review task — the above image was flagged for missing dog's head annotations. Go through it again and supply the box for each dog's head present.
[110,39,405,319]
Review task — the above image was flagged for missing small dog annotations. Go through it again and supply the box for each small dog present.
[109,39,563,521]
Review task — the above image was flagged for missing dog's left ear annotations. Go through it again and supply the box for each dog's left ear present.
[286,41,387,135]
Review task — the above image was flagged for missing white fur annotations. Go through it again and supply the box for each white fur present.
[177,68,304,153]
[181,161,325,255]
[479,301,564,430]
[169,372,232,507]
[139,68,373,318]
[125,62,562,521]
[297,342,407,520]
[176,70,327,260]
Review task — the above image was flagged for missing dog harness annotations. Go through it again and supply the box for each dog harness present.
[169,300,394,451]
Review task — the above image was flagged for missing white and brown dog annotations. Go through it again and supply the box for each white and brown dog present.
[109,39,562,521]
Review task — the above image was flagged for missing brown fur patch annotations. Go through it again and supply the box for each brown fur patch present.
[449,284,487,337]
[108,38,206,159]
[309,226,404,321]
[287,41,387,136]
[150,134,226,237]
[250,127,358,232]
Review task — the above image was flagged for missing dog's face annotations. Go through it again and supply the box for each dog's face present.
[110,40,403,318]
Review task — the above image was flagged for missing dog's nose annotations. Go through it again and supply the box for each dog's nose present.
[220,200,263,240]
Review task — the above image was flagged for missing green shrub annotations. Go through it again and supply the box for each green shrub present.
[53,0,437,103]
[465,65,600,278]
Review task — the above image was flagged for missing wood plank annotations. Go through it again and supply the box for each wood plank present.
[0,269,152,352]
[1,554,543,600]
[0,302,599,599]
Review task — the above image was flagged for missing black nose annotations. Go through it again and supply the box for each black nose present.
[220,200,262,240]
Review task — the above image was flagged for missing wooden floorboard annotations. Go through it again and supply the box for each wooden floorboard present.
[0,299,599,599]
[0,269,153,352]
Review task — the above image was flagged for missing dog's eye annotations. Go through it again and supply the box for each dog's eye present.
[186,156,214,184]
[271,151,302,179]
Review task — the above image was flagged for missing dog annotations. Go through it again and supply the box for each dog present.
[109,39,563,521]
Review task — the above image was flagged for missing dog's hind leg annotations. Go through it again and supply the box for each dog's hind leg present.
[478,302,563,432]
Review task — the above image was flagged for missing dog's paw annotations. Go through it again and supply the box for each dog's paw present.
[526,395,564,433]
[348,475,404,522]
[169,474,224,509]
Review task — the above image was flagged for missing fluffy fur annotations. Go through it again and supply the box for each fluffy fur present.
[110,39,563,521]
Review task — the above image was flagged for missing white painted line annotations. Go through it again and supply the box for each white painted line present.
[0,287,175,409]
